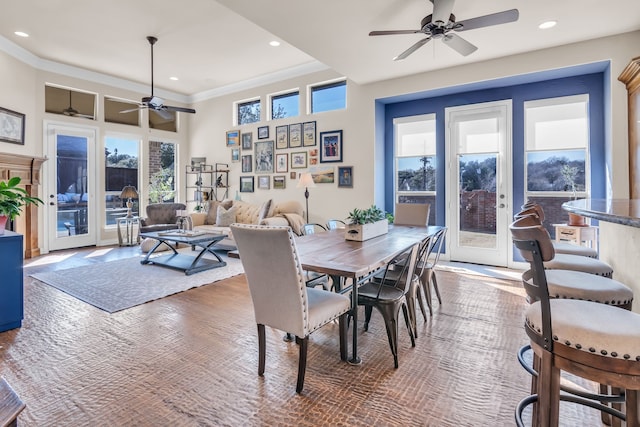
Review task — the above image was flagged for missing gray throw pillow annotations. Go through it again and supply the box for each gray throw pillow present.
[216,205,236,226]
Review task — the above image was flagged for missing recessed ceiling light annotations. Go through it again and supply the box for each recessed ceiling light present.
[14,31,29,37]
[538,20,557,30]
[169,76,179,81]
[269,40,281,47]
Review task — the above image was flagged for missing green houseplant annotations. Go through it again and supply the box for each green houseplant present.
[346,205,389,241]
[0,176,44,233]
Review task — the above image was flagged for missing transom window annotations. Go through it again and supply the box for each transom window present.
[310,80,346,114]
[271,91,299,119]
[237,98,261,125]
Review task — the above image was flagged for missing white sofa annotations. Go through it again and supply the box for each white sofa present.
[190,199,306,250]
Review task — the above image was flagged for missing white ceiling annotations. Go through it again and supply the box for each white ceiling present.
[1,0,639,101]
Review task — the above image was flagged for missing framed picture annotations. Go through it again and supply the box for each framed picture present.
[291,151,307,169]
[258,126,269,139]
[290,171,297,180]
[241,155,252,173]
[273,175,286,189]
[240,176,254,193]
[310,166,335,184]
[309,157,318,165]
[303,121,316,147]
[254,140,274,174]
[0,107,25,145]
[241,132,253,150]
[338,166,353,188]
[231,147,240,162]
[288,123,302,148]
[275,125,288,149]
[275,153,288,173]
[257,175,270,190]
[320,130,343,163]
[226,130,240,147]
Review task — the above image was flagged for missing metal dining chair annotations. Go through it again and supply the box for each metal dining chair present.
[326,219,346,230]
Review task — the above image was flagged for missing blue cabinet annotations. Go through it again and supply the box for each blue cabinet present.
[0,231,23,332]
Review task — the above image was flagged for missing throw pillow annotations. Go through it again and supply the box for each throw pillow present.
[205,201,221,225]
[257,199,273,224]
[216,205,236,226]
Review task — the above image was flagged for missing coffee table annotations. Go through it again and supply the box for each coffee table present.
[139,230,227,275]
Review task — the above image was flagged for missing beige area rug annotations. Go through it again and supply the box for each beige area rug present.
[30,250,244,313]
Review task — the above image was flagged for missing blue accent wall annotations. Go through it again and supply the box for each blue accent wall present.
[381,72,607,225]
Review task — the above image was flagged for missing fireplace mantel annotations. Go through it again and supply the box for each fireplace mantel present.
[0,153,47,258]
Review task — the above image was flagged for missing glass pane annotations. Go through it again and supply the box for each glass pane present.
[238,100,261,125]
[526,149,586,192]
[525,96,588,151]
[105,136,139,225]
[271,92,299,119]
[396,119,436,156]
[459,153,497,249]
[457,117,499,154]
[311,81,346,113]
[56,135,89,237]
[149,141,176,203]
[397,156,436,191]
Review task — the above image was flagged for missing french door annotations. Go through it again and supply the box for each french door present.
[45,123,97,251]
[445,101,512,266]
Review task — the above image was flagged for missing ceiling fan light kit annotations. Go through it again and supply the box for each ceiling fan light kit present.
[120,36,196,117]
[370,0,519,61]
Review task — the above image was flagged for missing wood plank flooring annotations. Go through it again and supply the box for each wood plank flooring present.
[0,245,605,426]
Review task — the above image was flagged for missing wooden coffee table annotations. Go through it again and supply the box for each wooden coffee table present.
[139,230,228,275]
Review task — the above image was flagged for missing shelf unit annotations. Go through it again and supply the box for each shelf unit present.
[185,163,230,210]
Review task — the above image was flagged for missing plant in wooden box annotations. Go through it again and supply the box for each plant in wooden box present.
[561,164,586,226]
[345,205,389,241]
[0,177,43,234]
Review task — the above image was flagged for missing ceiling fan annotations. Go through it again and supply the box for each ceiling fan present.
[63,91,94,119]
[121,36,196,118]
[369,0,519,61]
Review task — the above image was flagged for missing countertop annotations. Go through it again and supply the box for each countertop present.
[562,199,640,228]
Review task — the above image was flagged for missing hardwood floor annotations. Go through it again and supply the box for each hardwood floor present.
[1,245,605,426]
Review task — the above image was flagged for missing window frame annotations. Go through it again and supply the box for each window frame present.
[103,132,142,228]
[269,89,300,120]
[235,97,262,126]
[308,78,347,114]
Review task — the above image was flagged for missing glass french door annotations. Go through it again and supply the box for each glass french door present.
[45,123,97,251]
[445,101,512,266]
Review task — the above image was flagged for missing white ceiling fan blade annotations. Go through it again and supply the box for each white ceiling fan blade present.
[442,33,477,56]
[431,0,455,26]
[394,37,432,61]
[150,108,174,121]
[119,106,144,114]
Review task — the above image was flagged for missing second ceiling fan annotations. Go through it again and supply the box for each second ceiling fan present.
[369,0,519,61]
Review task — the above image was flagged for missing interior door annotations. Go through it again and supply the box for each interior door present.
[445,101,512,266]
[45,123,97,251]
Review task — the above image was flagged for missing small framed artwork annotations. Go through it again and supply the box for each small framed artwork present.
[303,121,316,147]
[0,107,25,145]
[320,130,343,163]
[241,132,253,150]
[310,157,318,165]
[288,123,302,148]
[290,171,297,180]
[258,126,269,139]
[226,130,240,147]
[338,166,353,188]
[273,175,286,189]
[275,153,288,173]
[275,125,288,149]
[241,155,252,173]
[310,166,335,184]
[231,147,240,163]
[240,176,254,193]
[254,140,274,174]
[257,175,270,190]
[291,151,308,169]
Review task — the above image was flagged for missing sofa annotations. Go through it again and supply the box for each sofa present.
[190,199,306,250]
[139,203,189,233]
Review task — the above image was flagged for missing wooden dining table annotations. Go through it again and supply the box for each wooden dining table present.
[295,224,444,364]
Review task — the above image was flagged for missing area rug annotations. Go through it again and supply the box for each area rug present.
[30,251,245,313]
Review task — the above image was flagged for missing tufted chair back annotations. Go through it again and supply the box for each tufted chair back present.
[394,203,430,226]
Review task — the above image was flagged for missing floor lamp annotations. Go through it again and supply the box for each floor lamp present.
[296,173,316,223]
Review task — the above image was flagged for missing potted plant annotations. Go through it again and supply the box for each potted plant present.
[0,177,44,234]
[561,164,585,226]
[345,205,389,241]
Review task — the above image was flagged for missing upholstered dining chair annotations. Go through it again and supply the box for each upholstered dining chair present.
[358,243,420,368]
[510,218,640,426]
[394,203,430,226]
[230,224,351,394]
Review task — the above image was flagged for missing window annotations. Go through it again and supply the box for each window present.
[237,98,261,125]
[524,94,589,231]
[394,114,437,223]
[104,97,140,126]
[45,85,96,120]
[149,109,177,132]
[310,80,346,113]
[148,141,176,203]
[104,136,140,226]
[271,91,299,119]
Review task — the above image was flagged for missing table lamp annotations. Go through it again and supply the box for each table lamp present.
[296,173,316,223]
[120,185,138,218]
